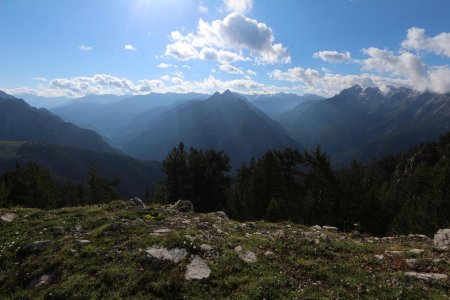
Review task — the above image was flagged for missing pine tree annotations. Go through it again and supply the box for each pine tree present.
[162,143,189,203]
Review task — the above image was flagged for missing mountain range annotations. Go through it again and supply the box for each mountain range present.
[278,85,450,166]
[123,90,299,163]
[0,92,114,153]
[7,85,450,169]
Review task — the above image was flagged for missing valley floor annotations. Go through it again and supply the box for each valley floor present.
[0,201,449,299]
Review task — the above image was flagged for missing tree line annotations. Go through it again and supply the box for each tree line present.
[0,162,119,208]
[1,135,449,236]
[157,139,450,236]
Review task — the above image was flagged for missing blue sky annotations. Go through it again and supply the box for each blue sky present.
[1,0,450,97]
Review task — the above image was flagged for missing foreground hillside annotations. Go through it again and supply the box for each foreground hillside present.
[0,201,449,299]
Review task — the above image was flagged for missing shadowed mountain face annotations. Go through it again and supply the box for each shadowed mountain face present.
[0,91,115,153]
[278,85,450,166]
[123,90,299,164]
[51,93,208,138]
[246,93,324,119]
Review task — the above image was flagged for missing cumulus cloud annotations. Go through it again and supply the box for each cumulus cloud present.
[270,67,409,96]
[157,63,172,69]
[165,13,290,64]
[313,51,352,63]
[220,64,245,75]
[402,27,450,57]
[124,44,137,51]
[79,45,93,52]
[223,0,253,14]
[4,74,297,98]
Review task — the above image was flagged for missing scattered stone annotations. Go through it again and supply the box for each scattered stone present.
[27,274,52,289]
[385,250,403,256]
[239,250,258,263]
[408,234,430,240]
[0,213,17,223]
[184,235,195,242]
[311,225,322,231]
[214,211,228,219]
[51,227,65,236]
[274,229,285,238]
[128,197,145,207]
[374,254,384,260]
[405,272,448,281]
[319,232,331,243]
[19,240,51,256]
[432,259,442,264]
[173,200,194,213]
[405,258,418,268]
[322,226,338,231]
[408,249,424,256]
[145,246,187,263]
[152,228,172,235]
[185,256,211,280]
[234,246,257,263]
[76,239,91,246]
[264,251,274,256]
[433,228,450,247]
[200,244,213,252]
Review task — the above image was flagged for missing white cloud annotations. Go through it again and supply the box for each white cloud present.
[246,69,257,76]
[224,0,253,14]
[165,13,290,64]
[220,64,245,75]
[124,44,137,51]
[157,63,172,69]
[198,1,209,14]
[270,67,409,96]
[402,27,450,57]
[313,51,352,63]
[4,74,296,98]
[166,41,199,60]
[79,45,93,52]
[199,47,249,63]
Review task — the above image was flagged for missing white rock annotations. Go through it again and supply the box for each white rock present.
[238,251,257,263]
[311,225,322,231]
[322,226,338,231]
[374,255,384,260]
[408,249,424,256]
[152,228,172,235]
[185,256,211,280]
[200,244,212,251]
[433,229,450,247]
[0,213,17,223]
[27,274,51,289]
[76,239,91,246]
[405,272,448,281]
[264,251,274,256]
[145,246,187,263]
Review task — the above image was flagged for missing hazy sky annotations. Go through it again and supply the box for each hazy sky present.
[1,0,450,97]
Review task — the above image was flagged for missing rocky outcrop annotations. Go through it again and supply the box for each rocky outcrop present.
[185,256,211,280]
[433,229,450,248]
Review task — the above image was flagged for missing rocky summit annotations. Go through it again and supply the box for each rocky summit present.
[0,201,449,299]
